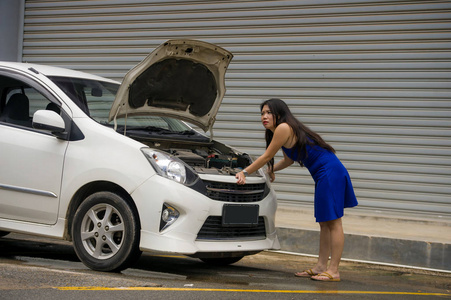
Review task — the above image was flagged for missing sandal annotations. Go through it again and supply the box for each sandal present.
[294,269,318,278]
[311,272,341,282]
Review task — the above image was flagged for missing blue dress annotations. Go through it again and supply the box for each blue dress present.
[282,144,358,222]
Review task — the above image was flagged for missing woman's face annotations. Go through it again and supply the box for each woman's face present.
[261,104,276,131]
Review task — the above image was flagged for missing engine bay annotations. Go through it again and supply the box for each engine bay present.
[135,137,253,176]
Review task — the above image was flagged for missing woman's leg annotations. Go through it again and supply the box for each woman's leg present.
[317,221,332,270]
[295,222,329,276]
[312,218,344,280]
[327,217,344,276]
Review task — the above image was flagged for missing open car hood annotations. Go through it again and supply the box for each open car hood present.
[109,40,233,132]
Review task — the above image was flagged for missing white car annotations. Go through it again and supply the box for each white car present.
[0,40,279,272]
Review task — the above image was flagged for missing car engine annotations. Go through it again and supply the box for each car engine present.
[136,138,253,176]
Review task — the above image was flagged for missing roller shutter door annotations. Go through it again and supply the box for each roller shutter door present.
[22,0,451,217]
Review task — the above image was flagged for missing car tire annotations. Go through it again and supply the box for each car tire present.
[199,256,244,266]
[72,191,141,272]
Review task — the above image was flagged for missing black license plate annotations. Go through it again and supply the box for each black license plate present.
[222,204,259,227]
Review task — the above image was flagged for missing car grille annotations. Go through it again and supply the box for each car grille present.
[196,216,266,240]
[204,181,267,202]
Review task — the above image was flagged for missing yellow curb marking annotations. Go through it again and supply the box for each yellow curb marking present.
[55,287,450,296]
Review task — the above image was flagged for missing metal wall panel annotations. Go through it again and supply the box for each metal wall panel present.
[22,0,451,217]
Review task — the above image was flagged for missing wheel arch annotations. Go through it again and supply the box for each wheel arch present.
[64,181,141,241]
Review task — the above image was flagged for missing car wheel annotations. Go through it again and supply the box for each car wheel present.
[0,231,10,238]
[199,256,244,266]
[72,191,141,272]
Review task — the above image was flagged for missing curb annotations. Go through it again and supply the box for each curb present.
[276,227,451,271]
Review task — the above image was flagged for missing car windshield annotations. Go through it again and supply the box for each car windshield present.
[49,76,192,132]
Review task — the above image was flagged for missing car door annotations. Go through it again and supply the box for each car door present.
[0,72,68,225]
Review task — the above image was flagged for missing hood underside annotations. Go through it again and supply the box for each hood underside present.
[109,40,233,132]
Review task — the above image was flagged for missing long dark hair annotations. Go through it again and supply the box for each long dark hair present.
[260,98,335,168]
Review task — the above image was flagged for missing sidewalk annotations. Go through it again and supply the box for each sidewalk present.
[274,204,451,272]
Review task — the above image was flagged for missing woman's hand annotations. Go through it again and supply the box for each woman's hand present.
[236,171,246,185]
[266,166,275,182]
[268,170,275,182]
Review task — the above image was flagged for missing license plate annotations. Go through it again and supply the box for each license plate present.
[222,204,259,227]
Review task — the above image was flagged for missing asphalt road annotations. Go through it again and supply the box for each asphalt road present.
[0,233,450,299]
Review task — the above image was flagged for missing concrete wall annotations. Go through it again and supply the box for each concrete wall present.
[0,0,24,62]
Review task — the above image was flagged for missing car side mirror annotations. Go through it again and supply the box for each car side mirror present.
[32,110,66,136]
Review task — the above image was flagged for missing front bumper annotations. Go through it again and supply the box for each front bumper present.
[131,174,280,255]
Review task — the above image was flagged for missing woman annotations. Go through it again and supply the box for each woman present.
[236,98,358,282]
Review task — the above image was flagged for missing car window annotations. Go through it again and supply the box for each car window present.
[8,88,54,115]
[0,77,61,128]
[82,85,117,122]
[49,76,193,133]
[50,76,116,117]
[118,116,170,129]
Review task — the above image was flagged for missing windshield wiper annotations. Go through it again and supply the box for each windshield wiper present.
[111,124,196,135]
[124,126,195,135]
[179,130,195,135]
[144,126,173,133]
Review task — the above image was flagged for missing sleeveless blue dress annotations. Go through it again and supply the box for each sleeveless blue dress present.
[282,144,358,222]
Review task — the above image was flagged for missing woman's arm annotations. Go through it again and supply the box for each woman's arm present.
[273,151,294,172]
[267,151,294,182]
[236,123,292,184]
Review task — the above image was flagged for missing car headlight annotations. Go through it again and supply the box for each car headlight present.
[141,148,199,186]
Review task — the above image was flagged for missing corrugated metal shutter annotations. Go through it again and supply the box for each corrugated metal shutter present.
[22,0,451,217]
